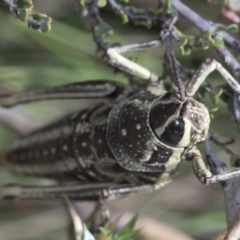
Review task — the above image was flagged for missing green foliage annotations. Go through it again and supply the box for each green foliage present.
[30,13,52,32]
[179,31,224,56]
[230,154,240,167]
[98,0,107,8]
[100,215,140,240]
[224,24,239,34]
[1,0,51,32]
[93,20,114,38]
[16,0,33,8]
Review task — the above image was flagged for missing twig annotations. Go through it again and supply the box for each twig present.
[2,0,51,32]
[172,0,240,76]
[3,0,32,24]
[108,0,159,23]
[224,212,240,240]
[2,0,15,9]
[224,177,240,240]
[205,137,228,189]
[233,94,240,131]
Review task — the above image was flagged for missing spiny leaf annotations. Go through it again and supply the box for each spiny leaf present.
[117,215,138,235]
[100,215,139,240]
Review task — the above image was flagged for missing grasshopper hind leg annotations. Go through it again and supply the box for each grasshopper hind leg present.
[0,176,172,201]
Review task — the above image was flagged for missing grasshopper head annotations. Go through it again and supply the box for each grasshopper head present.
[149,92,210,149]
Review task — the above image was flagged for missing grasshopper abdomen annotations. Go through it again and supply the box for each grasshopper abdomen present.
[2,103,114,181]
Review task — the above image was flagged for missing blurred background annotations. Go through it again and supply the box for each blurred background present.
[0,0,239,239]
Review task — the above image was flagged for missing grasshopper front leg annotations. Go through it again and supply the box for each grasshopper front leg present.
[186,147,240,184]
[186,58,240,96]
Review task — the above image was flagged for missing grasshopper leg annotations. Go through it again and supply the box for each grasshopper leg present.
[187,147,240,184]
[104,14,178,84]
[186,58,240,96]
[106,40,162,83]
[0,80,124,108]
[0,177,171,201]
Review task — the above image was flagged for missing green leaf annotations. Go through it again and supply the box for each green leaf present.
[98,0,107,8]
[30,13,52,32]
[179,31,224,55]
[134,19,152,29]
[225,24,239,34]
[100,215,139,240]
[17,0,33,9]
[114,230,140,240]
[99,227,111,236]
[180,41,192,56]
[209,106,219,120]
[18,8,30,21]
[211,32,224,47]
[230,154,240,167]
[93,20,114,38]
[118,9,129,24]
[117,214,138,235]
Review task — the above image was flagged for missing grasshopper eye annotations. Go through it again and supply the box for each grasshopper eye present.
[168,119,184,136]
[160,119,185,146]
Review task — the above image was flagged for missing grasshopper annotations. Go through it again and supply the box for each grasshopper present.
[2,2,240,240]
[1,30,240,240]
[1,32,240,205]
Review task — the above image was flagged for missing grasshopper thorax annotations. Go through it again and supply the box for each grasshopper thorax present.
[149,91,210,149]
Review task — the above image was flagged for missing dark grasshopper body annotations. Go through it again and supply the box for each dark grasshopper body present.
[2,55,240,201]
[1,79,209,196]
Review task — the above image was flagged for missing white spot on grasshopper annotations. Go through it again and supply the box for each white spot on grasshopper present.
[76,122,91,133]
[78,157,86,168]
[121,129,127,136]
[88,170,96,177]
[136,124,141,130]
[63,145,68,151]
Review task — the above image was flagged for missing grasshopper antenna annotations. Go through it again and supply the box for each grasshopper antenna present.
[164,35,186,101]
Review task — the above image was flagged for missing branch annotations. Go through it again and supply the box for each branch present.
[108,0,162,27]
[172,0,240,76]
[1,0,52,32]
